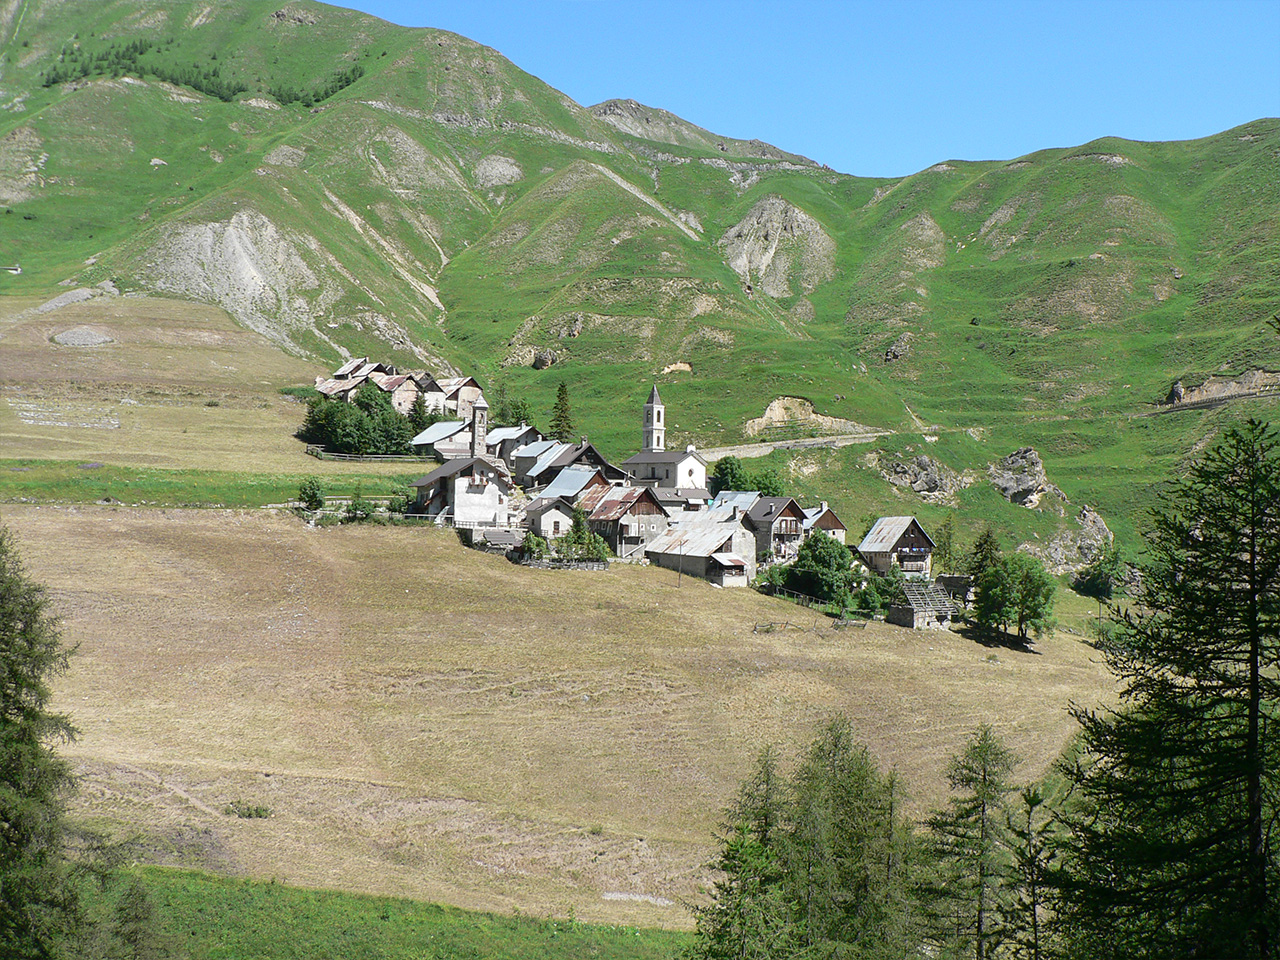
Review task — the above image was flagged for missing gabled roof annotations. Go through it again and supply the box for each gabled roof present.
[622,448,708,466]
[526,442,573,482]
[437,376,482,397]
[409,457,509,489]
[411,420,467,446]
[513,439,560,460]
[486,423,540,445]
[370,372,412,391]
[315,377,361,397]
[711,490,762,511]
[538,464,607,501]
[647,521,740,559]
[802,504,847,532]
[746,497,805,527]
[412,372,444,392]
[579,484,666,522]
[334,357,369,378]
[858,516,934,553]
[527,441,626,482]
[526,494,577,517]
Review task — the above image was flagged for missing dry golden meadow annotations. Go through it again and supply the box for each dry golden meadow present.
[0,292,1115,928]
[0,294,406,478]
[4,505,1113,928]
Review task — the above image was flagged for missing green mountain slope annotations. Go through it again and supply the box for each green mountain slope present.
[1,0,1277,548]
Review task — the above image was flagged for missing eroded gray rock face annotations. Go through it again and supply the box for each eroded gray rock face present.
[1020,505,1115,575]
[989,447,1065,509]
[718,195,835,299]
[532,348,559,369]
[882,454,967,503]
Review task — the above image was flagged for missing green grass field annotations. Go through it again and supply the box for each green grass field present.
[93,868,688,960]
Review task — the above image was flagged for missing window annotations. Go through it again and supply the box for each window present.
[553,521,561,534]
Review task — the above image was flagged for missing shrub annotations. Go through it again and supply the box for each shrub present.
[298,477,324,511]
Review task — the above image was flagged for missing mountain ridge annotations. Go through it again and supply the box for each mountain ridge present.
[1,0,1277,547]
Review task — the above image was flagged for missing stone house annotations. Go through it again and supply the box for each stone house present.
[745,497,807,561]
[437,376,485,420]
[485,423,543,468]
[409,456,512,527]
[858,516,935,578]
[645,515,757,586]
[578,485,670,560]
[802,502,848,545]
[513,439,627,489]
[525,496,577,540]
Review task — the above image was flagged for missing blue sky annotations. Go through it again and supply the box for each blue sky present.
[348,0,1279,178]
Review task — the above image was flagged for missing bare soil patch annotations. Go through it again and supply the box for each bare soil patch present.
[6,506,1113,927]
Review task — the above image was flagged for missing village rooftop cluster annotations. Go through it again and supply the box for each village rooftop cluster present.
[315,360,954,624]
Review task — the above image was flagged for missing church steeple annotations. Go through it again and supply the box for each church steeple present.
[643,385,665,453]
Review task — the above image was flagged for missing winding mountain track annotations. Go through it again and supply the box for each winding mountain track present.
[700,429,895,460]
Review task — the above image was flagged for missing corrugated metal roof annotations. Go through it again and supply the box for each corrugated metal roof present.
[580,485,659,522]
[315,378,354,397]
[411,421,466,446]
[858,516,922,553]
[647,521,738,558]
[334,357,368,377]
[528,442,573,480]
[711,490,761,510]
[538,464,603,501]
[513,439,560,460]
[710,552,746,568]
[487,424,538,444]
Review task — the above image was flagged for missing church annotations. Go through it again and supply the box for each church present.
[621,386,708,491]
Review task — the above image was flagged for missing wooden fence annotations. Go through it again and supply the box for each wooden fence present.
[305,445,428,462]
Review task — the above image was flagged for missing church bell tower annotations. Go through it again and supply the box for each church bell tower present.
[643,385,665,453]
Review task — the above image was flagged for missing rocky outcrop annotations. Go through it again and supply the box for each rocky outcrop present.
[744,397,868,438]
[989,447,1065,509]
[884,333,912,363]
[1164,370,1280,407]
[718,196,835,299]
[474,154,523,189]
[881,454,969,503]
[1020,505,1114,575]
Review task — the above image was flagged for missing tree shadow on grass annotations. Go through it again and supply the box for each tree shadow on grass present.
[953,621,1041,655]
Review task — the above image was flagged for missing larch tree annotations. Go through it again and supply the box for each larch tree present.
[1059,419,1280,958]
[925,725,1018,960]
[0,524,80,956]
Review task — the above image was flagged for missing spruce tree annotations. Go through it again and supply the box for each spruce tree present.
[1059,420,1280,957]
[0,524,80,955]
[548,382,574,441]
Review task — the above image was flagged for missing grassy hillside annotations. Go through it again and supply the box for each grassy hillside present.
[1,0,1275,552]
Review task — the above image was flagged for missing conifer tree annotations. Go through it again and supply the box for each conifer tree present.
[0,525,80,955]
[1060,420,1280,957]
[925,725,1018,960]
[548,382,574,441]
